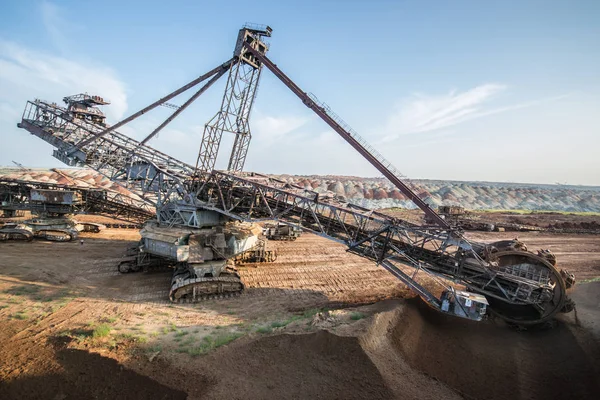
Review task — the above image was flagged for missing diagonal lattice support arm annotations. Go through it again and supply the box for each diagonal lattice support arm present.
[140,64,232,145]
[75,58,236,149]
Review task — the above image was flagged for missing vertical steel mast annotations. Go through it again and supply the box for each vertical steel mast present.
[195,24,272,173]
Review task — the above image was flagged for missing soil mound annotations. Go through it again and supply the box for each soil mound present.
[0,336,188,400]
[200,330,393,399]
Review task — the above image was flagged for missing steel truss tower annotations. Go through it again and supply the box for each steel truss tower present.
[196,26,271,173]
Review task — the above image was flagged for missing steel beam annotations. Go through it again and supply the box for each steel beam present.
[75,58,236,149]
[242,43,450,229]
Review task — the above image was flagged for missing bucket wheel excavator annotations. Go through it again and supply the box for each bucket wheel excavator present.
[17,24,575,324]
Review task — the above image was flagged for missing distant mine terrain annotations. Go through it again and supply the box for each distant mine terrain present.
[270,174,600,213]
[1,168,598,213]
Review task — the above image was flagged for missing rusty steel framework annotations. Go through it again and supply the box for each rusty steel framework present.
[196,27,271,173]
[16,24,573,324]
[0,177,153,223]
[191,171,567,321]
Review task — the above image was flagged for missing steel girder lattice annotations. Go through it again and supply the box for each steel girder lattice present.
[18,100,194,215]
[196,34,267,174]
[192,170,558,310]
[0,177,154,223]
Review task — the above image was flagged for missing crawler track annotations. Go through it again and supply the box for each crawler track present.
[35,229,79,242]
[0,228,34,241]
[169,270,244,303]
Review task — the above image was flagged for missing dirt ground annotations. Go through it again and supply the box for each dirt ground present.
[0,215,599,399]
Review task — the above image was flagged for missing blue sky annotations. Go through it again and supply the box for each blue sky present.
[1,0,599,185]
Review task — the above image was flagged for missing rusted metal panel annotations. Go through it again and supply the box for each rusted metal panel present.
[30,189,78,205]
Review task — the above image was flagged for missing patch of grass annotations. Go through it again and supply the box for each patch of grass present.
[580,277,600,283]
[136,335,148,344]
[0,305,9,310]
[115,332,147,344]
[168,323,177,332]
[147,345,162,353]
[271,321,287,328]
[181,336,195,346]
[350,312,365,321]
[104,316,118,323]
[92,324,111,338]
[270,314,306,329]
[50,303,66,313]
[6,285,76,303]
[161,327,169,335]
[186,332,243,357]
[302,308,321,319]
[213,332,243,347]
[117,333,135,340]
[75,334,90,343]
[59,328,93,343]
[256,326,273,334]
[4,285,40,296]
[11,311,29,320]
[174,330,189,337]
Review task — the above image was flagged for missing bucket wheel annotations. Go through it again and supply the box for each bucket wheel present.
[484,251,568,325]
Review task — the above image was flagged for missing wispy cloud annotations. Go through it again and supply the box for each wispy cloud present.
[40,1,70,53]
[253,114,309,145]
[381,83,506,140]
[379,84,569,143]
[0,39,129,166]
[0,40,128,119]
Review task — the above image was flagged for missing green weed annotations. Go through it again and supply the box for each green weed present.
[136,335,148,344]
[92,324,111,338]
[350,312,365,321]
[11,311,28,320]
[302,308,321,318]
[186,332,243,356]
[256,326,273,334]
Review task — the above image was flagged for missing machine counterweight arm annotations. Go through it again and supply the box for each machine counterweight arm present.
[140,65,232,145]
[75,57,237,149]
[242,43,450,229]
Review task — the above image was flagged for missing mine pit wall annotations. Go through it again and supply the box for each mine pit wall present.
[367,298,600,400]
